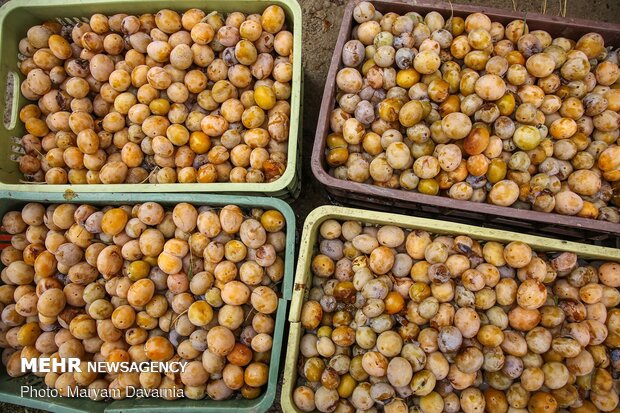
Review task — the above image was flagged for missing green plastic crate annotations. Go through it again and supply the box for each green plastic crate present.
[0,191,296,413]
[0,0,302,200]
[280,205,620,413]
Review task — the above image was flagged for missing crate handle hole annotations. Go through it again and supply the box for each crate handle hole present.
[3,71,19,131]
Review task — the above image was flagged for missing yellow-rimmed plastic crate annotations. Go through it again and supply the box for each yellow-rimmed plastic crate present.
[281,205,620,412]
[0,0,302,200]
[0,191,296,413]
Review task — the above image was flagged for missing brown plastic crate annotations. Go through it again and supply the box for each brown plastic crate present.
[311,0,620,244]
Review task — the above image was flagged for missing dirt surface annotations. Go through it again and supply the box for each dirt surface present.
[2,0,619,412]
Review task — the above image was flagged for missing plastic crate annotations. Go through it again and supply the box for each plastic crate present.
[0,0,302,200]
[311,0,620,242]
[0,191,296,413]
[281,205,620,412]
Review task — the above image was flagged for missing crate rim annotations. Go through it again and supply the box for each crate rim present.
[0,0,303,197]
[0,191,297,413]
[369,0,620,35]
[311,0,620,236]
[281,203,620,413]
